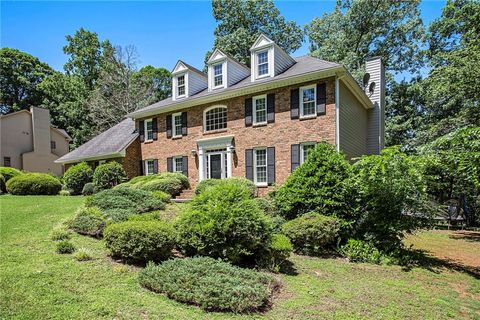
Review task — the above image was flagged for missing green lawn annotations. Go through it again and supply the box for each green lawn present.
[1,195,479,319]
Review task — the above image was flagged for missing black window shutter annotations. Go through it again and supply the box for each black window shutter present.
[245,97,253,127]
[290,88,299,119]
[153,159,158,174]
[317,83,326,115]
[181,112,188,136]
[245,149,254,181]
[166,115,172,138]
[182,156,188,177]
[167,157,173,172]
[152,117,158,140]
[267,147,275,185]
[139,120,145,142]
[139,160,144,175]
[267,93,275,123]
[291,144,300,172]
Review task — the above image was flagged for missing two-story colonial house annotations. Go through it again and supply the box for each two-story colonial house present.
[57,35,385,195]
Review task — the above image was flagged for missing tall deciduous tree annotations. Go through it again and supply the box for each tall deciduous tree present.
[207,0,304,66]
[133,65,171,105]
[0,48,54,113]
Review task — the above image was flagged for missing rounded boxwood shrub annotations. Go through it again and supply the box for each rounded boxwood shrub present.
[176,180,272,265]
[282,212,343,255]
[56,240,76,254]
[0,173,5,194]
[6,173,62,195]
[69,207,106,237]
[0,167,23,184]
[104,220,175,263]
[82,182,95,196]
[138,257,278,313]
[272,143,353,220]
[63,162,93,195]
[93,162,127,190]
[87,187,165,213]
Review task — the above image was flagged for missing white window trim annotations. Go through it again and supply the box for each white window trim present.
[253,148,268,187]
[300,142,316,164]
[299,84,317,118]
[172,156,183,173]
[176,73,187,99]
[145,159,155,176]
[212,63,224,89]
[172,112,182,138]
[256,50,270,79]
[252,94,267,125]
[203,105,228,132]
[144,118,153,142]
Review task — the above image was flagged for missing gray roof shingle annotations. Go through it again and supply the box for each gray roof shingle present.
[55,118,138,163]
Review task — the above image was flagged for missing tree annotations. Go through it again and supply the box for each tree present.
[207,0,304,66]
[306,0,425,80]
[63,28,113,90]
[0,48,54,113]
[133,65,171,105]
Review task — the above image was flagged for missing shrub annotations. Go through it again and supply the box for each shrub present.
[104,220,175,263]
[87,187,165,213]
[272,143,354,220]
[69,207,106,237]
[127,211,163,222]
[6,173,62,195]
[151,191,171,203]
[255,196,276,215]
[141,179,183,196]
[340,239,388,264]
[138,257,277,313]
[93,162,126,190]
[0,174,5,194]
[50,228,72,241]
[59,190,70,196]
[118,172,189,197]
[82,182,95,196]
[157,172,190,189]
[194,179,221,195]
[257,234,293,272]
[63,162,93,195]
[56,240,76,254]
[282,213,343,256]
[103,208,136,223]
[74,248,93,261]
[0,167,23,184]
[176,180,272,265]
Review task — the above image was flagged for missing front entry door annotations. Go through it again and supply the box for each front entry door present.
[209,154,222,179]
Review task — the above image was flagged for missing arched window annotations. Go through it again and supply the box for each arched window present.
[204,106,227,132]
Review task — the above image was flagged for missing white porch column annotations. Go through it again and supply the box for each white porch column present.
[226,145,233,178]
[198,148,205,181]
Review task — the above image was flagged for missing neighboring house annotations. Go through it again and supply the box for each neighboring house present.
[55,118,141,179]
[0,107,71,176]
[59,34,385,194]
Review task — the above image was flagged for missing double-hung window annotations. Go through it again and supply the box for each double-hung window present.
[204,106,227,132]
[254,148,267,186]
[172,113,182,137]
[213,64,223,88]
[50,141,56,150]
[257,51,269,77]
[177,75,186,97]
[300,142,316,164]
[144,119,153,141]
[253,95,267,124]
[3,157,11,167]
[145,159,155,175]
[173,156,183,173]
[300,85,316,117]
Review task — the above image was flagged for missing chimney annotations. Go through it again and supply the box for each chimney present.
[365,57,385,154]
[30,107,52,154]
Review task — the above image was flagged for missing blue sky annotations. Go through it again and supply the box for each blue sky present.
[1,1,445,73]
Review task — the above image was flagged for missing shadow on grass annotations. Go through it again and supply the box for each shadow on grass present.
[448,230,480,243]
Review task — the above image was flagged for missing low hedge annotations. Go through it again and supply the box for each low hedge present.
[86,187,165,213]
[104,220,175,263]
[138,257,278,313]
[63,162,93,195]
[282,212,343,256]
[6,173,62,195]
[69,207,106,237]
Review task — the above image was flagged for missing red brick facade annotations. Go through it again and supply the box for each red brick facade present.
[138,78,336,194]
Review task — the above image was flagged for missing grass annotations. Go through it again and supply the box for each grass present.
[1,195,479,319]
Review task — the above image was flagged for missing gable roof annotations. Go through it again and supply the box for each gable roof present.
[172,60,207,78]
[55,118,138,164]
[207,48,250,71]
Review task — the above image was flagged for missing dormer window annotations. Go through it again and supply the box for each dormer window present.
[257,51,269,77]
[213,64,223,87]
[177,75,186,97]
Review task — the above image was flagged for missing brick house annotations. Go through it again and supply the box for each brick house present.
[58,34,385,194]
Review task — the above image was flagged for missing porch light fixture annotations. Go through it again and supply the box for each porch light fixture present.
[191,149,197,157]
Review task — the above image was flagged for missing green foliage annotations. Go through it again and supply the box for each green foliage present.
[104,220,175,263]
[102,208,136,223]
[138,257,277,313]
[0,167,23,183]
[81,182,95,195]
[208,0,303,66]
[339,239,388,264]
[56,240,76,254]
[63,162,93,195]
[0,47,54,113]
[0,174,5,194]
[282,213,343,256]
[6,173,62,195]
[87,187,165,213]
[194,179,221,195]
[151,191,171,203]
[50,228,72,241]
[257,234,293,272]
[127,211,163,222]
[69,207,106,237]
[74,248,93,261]
[273,143,353,220]
[120,172,189,196]
[132,65,172,105]
[176,179,272,265]
[59,190,71,196]
[93,162,127,190]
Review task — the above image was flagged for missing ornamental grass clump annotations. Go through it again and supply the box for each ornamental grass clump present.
[138,257,279,313]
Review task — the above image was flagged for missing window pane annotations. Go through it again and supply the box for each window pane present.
[254,97,266,123]
[255,149,267,184]
[258,51,268,64]
[147,160,154,175]
[205,107,227,131]
[257,51,269,76]
[146,121,153,140]
[174,114,182,136]
[174,157,183,172]
[177,75,185,96]
[301,87,316,116]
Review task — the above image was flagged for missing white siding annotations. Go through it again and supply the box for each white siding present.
[273,44,295,76]
[188,71,208,96]
[365,57,385,154]
[227,61,249,87]
[339,82,368,159]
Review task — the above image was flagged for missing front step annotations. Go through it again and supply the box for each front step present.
[172,189,194,202]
